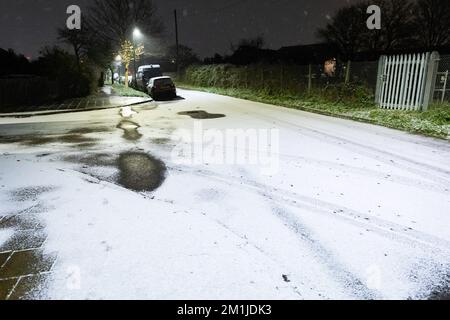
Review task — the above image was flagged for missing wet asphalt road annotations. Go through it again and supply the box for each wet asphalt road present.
[1,88,450,299]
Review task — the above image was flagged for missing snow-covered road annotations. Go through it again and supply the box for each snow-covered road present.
[0,89,449,300]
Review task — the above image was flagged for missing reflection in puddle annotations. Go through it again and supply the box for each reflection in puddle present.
[117,120,142,141]
[178,110,226,119]
[117,152,166,192]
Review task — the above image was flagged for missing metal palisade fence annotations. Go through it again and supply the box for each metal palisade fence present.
[375,52,440,111]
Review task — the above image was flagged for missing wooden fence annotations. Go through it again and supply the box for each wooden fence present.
[0,76,58,111]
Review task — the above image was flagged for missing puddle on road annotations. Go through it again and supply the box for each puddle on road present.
[62,150,167,193]
[117,120,142,141]
[0,134,99,147]
[67,127,112,135]
[63,153,116,168]
[178,110,226,119]
[0,126,111,148]
[117,152,166,192]
[151,137,172,145]
[71,142,98,150]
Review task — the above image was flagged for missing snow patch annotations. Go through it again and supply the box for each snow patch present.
[0,228,14,247]
[119,107,137,118]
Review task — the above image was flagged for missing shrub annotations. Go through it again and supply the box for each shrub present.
[184,64,374,107]
[32,47,95,99]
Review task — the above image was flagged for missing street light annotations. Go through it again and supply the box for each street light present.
[133,28,142,39]
[132,27,142,87]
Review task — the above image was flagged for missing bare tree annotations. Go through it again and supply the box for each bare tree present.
[86,0,164,46]
[317,3,369,60]
[376,0,415,51]
[414,0,450,47]
[57,28,88,67]
[317,0,415,59]
[82,0,163,86]
[169,45,200,70]
[58,24,115,83]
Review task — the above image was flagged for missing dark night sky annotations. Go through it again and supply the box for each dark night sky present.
[0,0,359,59]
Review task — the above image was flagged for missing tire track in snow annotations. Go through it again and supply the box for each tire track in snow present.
[164,183,348,299]
[209,219,306,299]
[232,165,381,299]
[213,166,380,299]
[252,112,450,188]
[268,203,379,299]
[205,92,450,181]
[170,166,450,253]
[171,165,449,299]
[280,153,449,195]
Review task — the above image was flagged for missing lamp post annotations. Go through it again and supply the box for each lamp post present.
[132,27,142,88]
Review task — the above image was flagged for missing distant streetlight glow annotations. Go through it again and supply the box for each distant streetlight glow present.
[133,28,142,39]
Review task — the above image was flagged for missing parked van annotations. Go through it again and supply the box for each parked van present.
[136,65,163,91]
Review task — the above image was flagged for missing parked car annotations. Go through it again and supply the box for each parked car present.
[147,76,177,100]
[136,65,162,91]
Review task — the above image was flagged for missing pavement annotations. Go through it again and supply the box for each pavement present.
[0,88,450,300]
[0,86,152,117]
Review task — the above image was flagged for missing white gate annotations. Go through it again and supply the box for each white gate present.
[375,52,439,111]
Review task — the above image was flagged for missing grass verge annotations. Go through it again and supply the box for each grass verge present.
[111,83,149,98]
[177,82,450,139]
